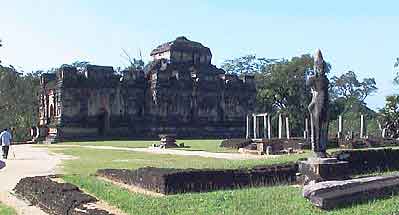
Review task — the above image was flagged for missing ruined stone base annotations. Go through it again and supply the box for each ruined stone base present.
[96,165,298,195]
[14,176,114,215]
[158,134,178,148]
[303,174,399,210]
[298,158,349,184]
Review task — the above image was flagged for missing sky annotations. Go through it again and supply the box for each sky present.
[1,0,398,110]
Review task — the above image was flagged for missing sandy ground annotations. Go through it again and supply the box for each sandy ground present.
[0,144,70,215]
[82,145,278,160]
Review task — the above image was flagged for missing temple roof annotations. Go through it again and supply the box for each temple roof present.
[150,36,211,56]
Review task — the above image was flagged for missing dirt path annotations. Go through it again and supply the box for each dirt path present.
[0,144,70,215]
[83,145,278,160]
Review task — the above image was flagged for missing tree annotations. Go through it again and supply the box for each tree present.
[379,95,399,138]
[378,59,399,137]
[0,65,41,140]
[222,54,325,136]
[330,71,377,102]
[328,71,378,136]
[256,54,314,136]
[221,54,277,75]
[394,58,399,85]
[121,49,144,70]
[61,61,90,71]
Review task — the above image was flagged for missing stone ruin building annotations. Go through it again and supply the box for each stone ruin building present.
[37,36,256,142]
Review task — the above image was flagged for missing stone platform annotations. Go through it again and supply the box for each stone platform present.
[303,174,399,210]
[298,157,349,183]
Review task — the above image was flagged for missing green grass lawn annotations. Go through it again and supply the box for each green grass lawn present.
[0,203,16,215]
[56,139,237,153]
[43,144,399,215]
[52,147,309,175]
[64,175,399,215]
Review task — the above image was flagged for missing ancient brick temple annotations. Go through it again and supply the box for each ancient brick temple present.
[38,36,256,141]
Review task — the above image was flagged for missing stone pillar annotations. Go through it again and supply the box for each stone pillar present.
[256,115,260,138]
[263,114,267,138]
[304,118,309,139]
[267,114,272,139]
[338,115,343,139]
[278,114,283,139]
[310,116,314,145]
[253,114,257,139]
[286,116,290,139]
[360,115,366,139]
[246,114,250,139]
[382,128,386,138]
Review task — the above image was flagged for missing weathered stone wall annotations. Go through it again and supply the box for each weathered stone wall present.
[332,148,399,174]
[39,57,255,140]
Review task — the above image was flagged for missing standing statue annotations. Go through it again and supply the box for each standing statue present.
[307,49,329,158]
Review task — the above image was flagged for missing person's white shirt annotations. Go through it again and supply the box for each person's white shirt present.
[0,131,12,146]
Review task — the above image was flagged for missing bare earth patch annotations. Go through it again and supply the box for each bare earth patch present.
[49,176,128,215]
[0,144,73,214]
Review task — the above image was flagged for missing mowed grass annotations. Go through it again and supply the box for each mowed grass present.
[45,142,399,215]
[57,139,236,153]
[0,203,16,215]
[64,175,399,215]
[51,147,309,175]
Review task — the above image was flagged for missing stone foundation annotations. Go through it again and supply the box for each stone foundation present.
[298,158,349,183]
[96,165,298,195]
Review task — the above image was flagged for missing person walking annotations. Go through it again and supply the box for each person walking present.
[0,128,12,159]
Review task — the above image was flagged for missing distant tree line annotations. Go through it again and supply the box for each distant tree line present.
[221,54,378,137]
[0,65,41,141]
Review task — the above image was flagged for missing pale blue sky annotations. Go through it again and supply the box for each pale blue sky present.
[1,0,398,110]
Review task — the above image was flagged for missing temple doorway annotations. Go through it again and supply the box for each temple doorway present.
[97,109,109,135]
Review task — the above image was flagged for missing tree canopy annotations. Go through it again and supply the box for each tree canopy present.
[121,49,145,71]
[379,95,399,138]
[0,65,41,140]
[222,54,314,136]
[221,55,278,75]
[330,71,377,102]
[394,58,399,85]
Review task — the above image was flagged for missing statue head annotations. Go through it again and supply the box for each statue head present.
[314,49,325,75]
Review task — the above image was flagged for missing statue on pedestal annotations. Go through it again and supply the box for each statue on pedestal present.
[299,50,349,184]
[307,49,329,158]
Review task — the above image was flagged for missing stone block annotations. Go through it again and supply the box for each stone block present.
[303,174,399,210]
[299,158,349,183]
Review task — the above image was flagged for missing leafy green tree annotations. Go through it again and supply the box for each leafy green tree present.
[330,71,377,102]
[395,58,399,84]
[379,95,399,138]
[122,49,145,70]
[379,59,399,138]
[0,65,41,140]
[222,54,324,136]
[61,61,90,71]
[329,71,378,137]
[256,55,314,136]
[221,55,277,75]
